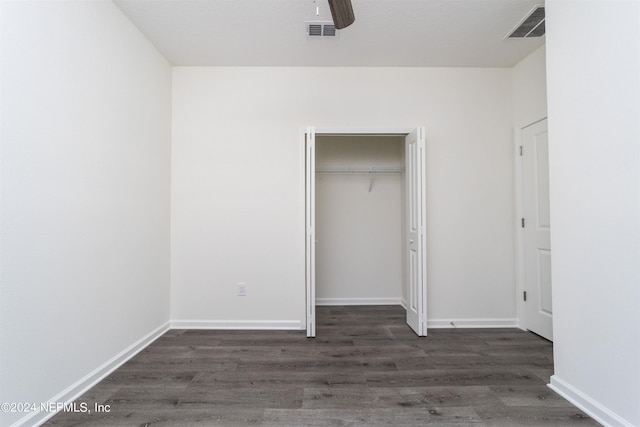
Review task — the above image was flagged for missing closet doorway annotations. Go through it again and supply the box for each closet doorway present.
[304,127,427,338]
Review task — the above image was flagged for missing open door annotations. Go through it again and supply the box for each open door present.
[305,127,316,337]
[405,128,427,336]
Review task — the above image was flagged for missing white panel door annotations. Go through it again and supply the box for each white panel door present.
[305,127,316,337]
[405,128,427,336]
[522,119,553,341]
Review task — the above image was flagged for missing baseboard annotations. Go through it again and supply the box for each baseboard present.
[427,318,519,328]
[316,298,403,306]
[17,322,170,427]
[549,375,634,427]
[170,319,303,330]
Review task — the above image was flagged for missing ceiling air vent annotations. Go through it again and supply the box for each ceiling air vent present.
[306,21,337,37]
[508,6,545,38]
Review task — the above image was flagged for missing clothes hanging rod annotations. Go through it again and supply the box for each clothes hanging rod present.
[316,166,404,174]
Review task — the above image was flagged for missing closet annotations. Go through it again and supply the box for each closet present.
[314,135,406,307]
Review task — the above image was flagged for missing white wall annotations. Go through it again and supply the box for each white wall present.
[315,136,404,305]
[171,67,517,328]
[513,45,547,127]
[546,1,640,426]
[0,1,172,425]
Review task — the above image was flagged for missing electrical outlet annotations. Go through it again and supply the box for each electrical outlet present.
[237,283,246,296]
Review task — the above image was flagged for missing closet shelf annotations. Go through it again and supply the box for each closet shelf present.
[316,166,404,175]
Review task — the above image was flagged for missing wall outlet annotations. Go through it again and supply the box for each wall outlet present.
[237,282,246,296]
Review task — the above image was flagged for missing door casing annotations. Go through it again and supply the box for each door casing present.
[303,127,427,337]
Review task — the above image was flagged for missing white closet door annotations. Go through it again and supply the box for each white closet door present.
[305,127,316,337]
[405,128,427,336]
[522,119,553,341]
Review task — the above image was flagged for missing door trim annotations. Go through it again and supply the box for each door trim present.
[314,127,415,135]
[305,126,316,337]
[303,126,427,337]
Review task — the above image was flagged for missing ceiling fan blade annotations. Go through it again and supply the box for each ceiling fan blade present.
[327,0,355,29]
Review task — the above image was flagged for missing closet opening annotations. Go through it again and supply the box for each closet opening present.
[315,135,406,308]
[305,128,427,338]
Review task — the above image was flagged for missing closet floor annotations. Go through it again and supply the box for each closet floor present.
[44,305,597,426]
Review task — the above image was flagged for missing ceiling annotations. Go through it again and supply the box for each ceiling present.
[113,0,545,67]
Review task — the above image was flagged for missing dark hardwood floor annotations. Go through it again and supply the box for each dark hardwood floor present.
[45,306,598,426]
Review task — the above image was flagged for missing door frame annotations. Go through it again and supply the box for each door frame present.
[514,117,549,332]
[302,126,426,337]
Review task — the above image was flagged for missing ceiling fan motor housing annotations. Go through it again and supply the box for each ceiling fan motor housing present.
[328,0,355,29]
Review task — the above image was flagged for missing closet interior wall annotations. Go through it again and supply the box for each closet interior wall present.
[315,135,406,306]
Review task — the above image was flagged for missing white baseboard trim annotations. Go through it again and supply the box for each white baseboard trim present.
[549,375,634,427]
[316,298,403,306]
[18,322,170,427]
[171,319,303,330]
[427,318,519,328]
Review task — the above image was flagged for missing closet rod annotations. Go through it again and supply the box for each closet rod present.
[316,166,404,174]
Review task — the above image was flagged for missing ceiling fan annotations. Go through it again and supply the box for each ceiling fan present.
[327,0,355,29]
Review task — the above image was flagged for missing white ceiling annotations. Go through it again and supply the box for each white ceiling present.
[113,0,545,67]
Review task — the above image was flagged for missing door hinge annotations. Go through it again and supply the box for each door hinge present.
[519,146,523,156]
[521,218,525,228]
[523,291,527,302]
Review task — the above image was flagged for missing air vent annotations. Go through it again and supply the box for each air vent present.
[306,21,337,37]
[323,25,336,37]
[508,6,545,38]
[308,24,322,36]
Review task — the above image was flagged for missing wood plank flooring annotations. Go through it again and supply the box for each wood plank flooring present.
[44,306,598,426]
